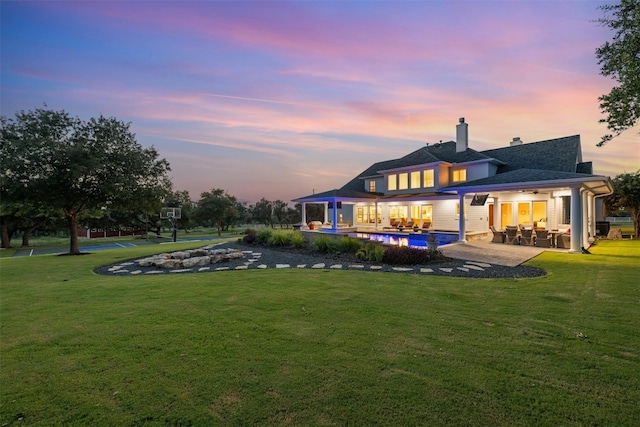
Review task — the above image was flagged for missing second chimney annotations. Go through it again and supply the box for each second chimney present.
[456,117,468,152]
[510,137,523,146]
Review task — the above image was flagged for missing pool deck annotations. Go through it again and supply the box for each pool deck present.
[439,239,550,267]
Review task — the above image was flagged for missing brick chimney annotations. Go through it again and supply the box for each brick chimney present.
[456,117,468,152]
[510,137,523,146]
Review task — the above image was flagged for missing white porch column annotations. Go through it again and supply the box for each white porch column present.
[458,193,467,242]
[301,202,307,226]
[582,190,590,248]
[588,192,595,242]
[375,200,379,230]
[570,186,583,253]
[493,196,500,229]
[323,203,329,224]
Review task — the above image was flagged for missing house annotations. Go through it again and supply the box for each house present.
[292,118,613,253]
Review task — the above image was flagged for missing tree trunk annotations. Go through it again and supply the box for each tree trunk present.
[67,212,81,254]
[22,225,36,247]
[632,207,639,239]
[0,218,12,249]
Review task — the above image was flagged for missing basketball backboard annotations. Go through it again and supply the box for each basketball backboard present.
[160,207,182,220]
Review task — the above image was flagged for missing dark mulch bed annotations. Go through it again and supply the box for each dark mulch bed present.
[94,241,546,279]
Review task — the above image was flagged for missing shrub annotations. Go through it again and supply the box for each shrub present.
[244,228,258,235]
[256,228,273,245]
[290,231,305,248]
[339,236,362,253]
[353,242,384,262]
[313,236,340,254]
[370,245,385,263]
[383,245,433,265]
[268,230,291,247]
[242,232,257,244]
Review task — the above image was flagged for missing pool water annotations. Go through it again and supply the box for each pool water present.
[351,231,458,248]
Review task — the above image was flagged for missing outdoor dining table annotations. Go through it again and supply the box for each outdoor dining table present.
[547,230,561,248]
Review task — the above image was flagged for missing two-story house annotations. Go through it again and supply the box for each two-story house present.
[292,118,613,253]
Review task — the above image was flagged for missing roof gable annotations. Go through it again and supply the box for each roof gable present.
[481,135,582,174]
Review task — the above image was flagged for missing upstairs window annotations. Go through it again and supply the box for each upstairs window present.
[423,169,434,187]
[452,168,467,183]
[369,180,376,192]
[388,174,397,191]
[398,173,409,190]
[410,171,421,189]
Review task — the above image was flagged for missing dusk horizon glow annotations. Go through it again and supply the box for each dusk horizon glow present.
[2,0,638,205]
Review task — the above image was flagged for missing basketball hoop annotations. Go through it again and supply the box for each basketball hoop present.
[160,207,182,242]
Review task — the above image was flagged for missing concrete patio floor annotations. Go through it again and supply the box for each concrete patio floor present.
[439,238,562,267]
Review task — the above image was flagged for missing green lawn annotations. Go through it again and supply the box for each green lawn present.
[1,240,639,426]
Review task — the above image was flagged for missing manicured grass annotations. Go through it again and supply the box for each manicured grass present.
[1,240,639,425]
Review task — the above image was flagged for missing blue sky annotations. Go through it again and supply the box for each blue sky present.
[1,0,637,204]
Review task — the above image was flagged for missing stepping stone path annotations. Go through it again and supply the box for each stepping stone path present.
[100,244,498,277]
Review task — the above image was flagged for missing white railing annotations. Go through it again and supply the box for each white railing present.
[606,217,633,223]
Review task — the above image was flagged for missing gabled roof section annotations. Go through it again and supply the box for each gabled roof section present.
[481,135,582,173]
[292,188,381,203]
[341,141,495,192]
[421,141,493,164]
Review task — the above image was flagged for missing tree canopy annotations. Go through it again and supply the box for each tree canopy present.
[1,107,172,253]
[193,188,241,236]
[605,170,640,238]
[595,0,640,146]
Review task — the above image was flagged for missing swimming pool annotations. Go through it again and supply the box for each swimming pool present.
[350,231,459,248]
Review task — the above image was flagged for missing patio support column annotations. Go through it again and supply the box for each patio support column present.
[493,196,500,229]
[569,186,583,253]
[588,192,595,242]
[582,190,590,248]
[332,199,338,231]
[458,192,467,242]
[375,200,379,230]
[323,203,329,224]
[301,202,307,226]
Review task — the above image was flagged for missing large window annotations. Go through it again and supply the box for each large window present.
[501,203,513,228]
[398,173,409,190]
[421,205,433,227]
[389,206,409,225]
[356,205,380,224]
[452,168,467,183]
[410,171,421,189]
[423,169,434,187]
[388,174,397,191]
[561,196,571,224]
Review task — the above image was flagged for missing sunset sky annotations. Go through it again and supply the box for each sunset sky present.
[2,0,638,204]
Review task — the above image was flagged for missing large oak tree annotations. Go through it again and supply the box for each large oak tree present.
[596,0,640,146]
[1,107,172,254]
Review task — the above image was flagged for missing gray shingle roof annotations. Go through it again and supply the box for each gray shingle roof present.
[481,135,582,173]
[294,133,609,202]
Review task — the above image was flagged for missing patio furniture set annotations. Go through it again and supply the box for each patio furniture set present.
[490,225,570,248]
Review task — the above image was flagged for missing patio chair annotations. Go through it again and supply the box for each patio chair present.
[490,226,505,243]
[422,220,432,230]
[556,233,571,249]
[519,228,535,246]
[505,226,520,245]
[534,229,551,248]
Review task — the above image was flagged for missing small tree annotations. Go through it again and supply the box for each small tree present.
[595,0,640,146]
[605,170,640,238]
[194,188,239,236]
[251,198,274,228]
